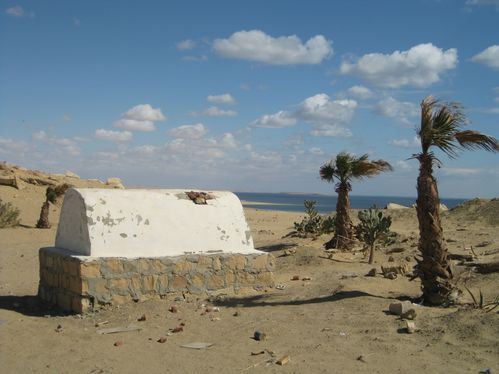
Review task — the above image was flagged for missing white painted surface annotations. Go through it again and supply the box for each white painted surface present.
[55,188,258,257]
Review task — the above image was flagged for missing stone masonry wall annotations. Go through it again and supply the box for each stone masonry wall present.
[38,247,275,313]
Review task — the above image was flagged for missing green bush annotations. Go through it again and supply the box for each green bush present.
[0,199,20,228]
[355,206,392,264]
[293,200,335,238]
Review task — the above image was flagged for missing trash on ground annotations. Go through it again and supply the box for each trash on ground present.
[180,342,213,350]
[97,326,141,335]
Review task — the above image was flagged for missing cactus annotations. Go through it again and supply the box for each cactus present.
[355,206,392,264]
[0,199,20,228]
[293,200,335,238]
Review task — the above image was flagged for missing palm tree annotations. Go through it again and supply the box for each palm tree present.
[320,152,392,250]
[413,96,498,306]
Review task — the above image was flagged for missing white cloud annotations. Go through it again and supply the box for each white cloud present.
[177,39,196,50]
[200,106,237,117]
[347,85,373,99]
[298,94,357,123]
[0,137,30,154]
[308,147,324,155]
[73,18,81,27]
[466,0,499,6]
[213,30,332,65]
[375,97,419,124]
[389,136,421,148]
[63,114,71,122]
[442,167,481,176]
[32,130,81,156]
[251,111,297,128]
[168,123,207,139]
[114,104,166,132]
[395,160,413,171]
[5,5,34,18]
[250,151,282,164]
[207,93,236,105]
[472,45,499,70]
[250,93,357,137]
[340,43,458,88]
[310,124,352,137]
[95,129,132,142]
[182,55,208,62]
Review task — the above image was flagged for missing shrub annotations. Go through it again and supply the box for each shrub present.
[355,206,392,264]
[292,200,335,238]
[0,199,20,228]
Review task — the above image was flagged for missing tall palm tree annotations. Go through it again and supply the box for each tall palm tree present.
[320,152,392,250]
[414,96,498,306]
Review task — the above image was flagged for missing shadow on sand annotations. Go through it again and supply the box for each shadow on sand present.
[0,295,69,317]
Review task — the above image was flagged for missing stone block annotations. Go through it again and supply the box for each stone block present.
[142,275,158,293]
[122,259,138,273]
[252,254,269,270]
[110,278,129,295]
[237,272,256,285]
[102,258,123,274]
[129,275,142,291]
[197,256,212,269]
[171,275,188,290]
[188,273,205,292]
[81,262,101,278]
[157,274,169,293]
[88,278,108,295]
[213,257,222,271]
[206,273,225,290]
[256,272,275,286]
[173,260,192,275]
[224,255,246,270]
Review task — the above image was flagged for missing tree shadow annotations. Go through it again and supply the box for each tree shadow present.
[256,243,297,253]
[0,295,68,317]
[214,290,390,308]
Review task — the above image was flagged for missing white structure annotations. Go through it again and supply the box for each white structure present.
[56,188,259,258]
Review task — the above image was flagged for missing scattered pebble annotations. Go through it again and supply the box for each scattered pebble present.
[55,324,63,333]
[276,355,290,366]
[137,314,146,321]
[169,305,178,313]
[253,331,266,341]
[291,275,300,281]
[114,340,123,347]
[157,337,167,343]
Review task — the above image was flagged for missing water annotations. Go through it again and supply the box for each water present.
[235,192,466,214]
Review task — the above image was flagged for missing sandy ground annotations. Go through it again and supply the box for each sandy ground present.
[0,168,498,373]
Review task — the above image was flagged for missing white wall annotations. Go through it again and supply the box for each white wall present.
[55,188,260,258]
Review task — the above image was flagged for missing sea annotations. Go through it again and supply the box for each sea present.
[235,192,466,214]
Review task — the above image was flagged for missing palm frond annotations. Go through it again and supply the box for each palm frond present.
[455,130,499,153]
[352,159,393,179]
[319,161,336,182]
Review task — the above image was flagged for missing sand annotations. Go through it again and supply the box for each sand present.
[0,165,498,373]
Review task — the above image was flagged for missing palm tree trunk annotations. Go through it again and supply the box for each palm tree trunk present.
[415,154,452,305]
[36,200,51,229]
[325,183,353,250]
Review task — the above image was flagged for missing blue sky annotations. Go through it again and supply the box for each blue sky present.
[1,0,498,198]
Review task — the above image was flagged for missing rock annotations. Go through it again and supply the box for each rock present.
[0,173,22,189]
[157,337,167,343]
[137,314,146,321]
[276,355,290,366]
[169,305,178,313]
[106,177,125,189]
[253,331,266,341]
[385,203,409,210]
[388,256,395,262]
[366,268,377,277]
[389,301,417,318]
[65,171,80,179]
[382,262,411,277]
[291,275,300,281]
[114,340,124,347]
[405,320,417,334]
[385,272,397,279]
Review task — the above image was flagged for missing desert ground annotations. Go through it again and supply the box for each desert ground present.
[0,164,498,373]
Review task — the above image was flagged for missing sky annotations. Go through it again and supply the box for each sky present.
[1,0,498,198]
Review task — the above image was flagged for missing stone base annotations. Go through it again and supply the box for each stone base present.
[38,247,275,313]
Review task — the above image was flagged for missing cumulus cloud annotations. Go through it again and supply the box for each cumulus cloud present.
[32,130,81,156]
[95,129,132,142]
[395,160,413,171]
[5,5,34,18]
[375,97,419,124]
[0,137,31,154]
[442,167,481,176]
[472,45,499,70]
[177,39,196,50]
[204,106,238,117]
[114,104,166,132]
[308,147,324,155]
[251,93,357,137]
[466,0,499,6]
[347,85,373,99]
[251,111,297,128]
[340,43,458,88]
[310,124,352,137]
[298,94,357,123]
[213,30,332,65]
[168,123,207,139]
[207,93,236,105]
[389,136,421,148]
